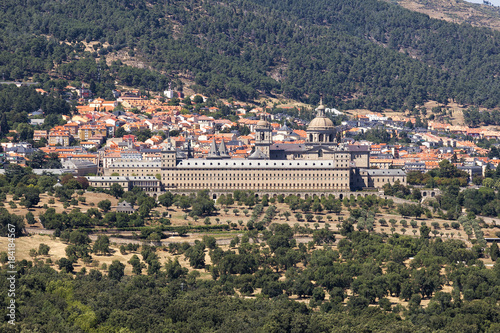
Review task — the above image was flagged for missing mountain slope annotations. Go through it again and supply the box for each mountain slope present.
[1,0,500,111]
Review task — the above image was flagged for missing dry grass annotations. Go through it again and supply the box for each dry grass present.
[7,190,490,244]
[343,100,472,126]
[0,232,224,278]
[393,0,500,31]
[4,192,119,218]
[5,192,498,282]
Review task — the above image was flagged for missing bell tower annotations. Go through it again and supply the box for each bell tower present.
[255,116,272,158]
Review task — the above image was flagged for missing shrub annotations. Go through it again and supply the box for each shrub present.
[38,244,50,255]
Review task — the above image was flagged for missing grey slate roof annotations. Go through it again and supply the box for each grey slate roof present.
[207,138,221,159]
[218,139,229,157]
[247,148,267,159]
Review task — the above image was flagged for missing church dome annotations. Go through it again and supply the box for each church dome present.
[307,97,334,131]
[256,119,270,127]
[307,116,334,131]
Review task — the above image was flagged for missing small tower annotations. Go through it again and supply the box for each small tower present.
[218,139,229,158]
[161,149,177,168]
[254,116,272,159]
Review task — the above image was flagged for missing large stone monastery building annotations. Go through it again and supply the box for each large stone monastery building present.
[92,102,406,194]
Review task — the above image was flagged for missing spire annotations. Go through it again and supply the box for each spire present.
[187,139,193,158]
[207,137,220,159]
[209,137,218,155]
[316,95,326,117]
[218,139,229,157]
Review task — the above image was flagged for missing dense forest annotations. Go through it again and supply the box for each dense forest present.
[2,224,500,331]
[0,85,71,143]
[2,0,500,110]
[463,107,500,127]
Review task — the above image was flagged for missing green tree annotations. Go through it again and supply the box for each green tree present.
[110,184,124,198]
[69,230,91,246]
[115,127,126,138]
[93,235,110,255]
[491,243,500,261]
[98,199,112,212]
[420,225,431,239]
[165,258,188,280]
[26,212,36,225]
[158,192,175,208]
[108,260,125,281]
[312,201,323,213]
[176,196,192,212]
[0,113,9,135]
[22,191,40,209]
[412,188,422,201]
[38,243,50,255]
[184,242,205,269]
[58,257,74,273]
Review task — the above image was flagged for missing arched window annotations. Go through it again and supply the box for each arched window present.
[318,149,323,158]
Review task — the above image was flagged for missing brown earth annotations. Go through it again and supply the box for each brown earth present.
[391,0,500,31]
[3,192,119,220]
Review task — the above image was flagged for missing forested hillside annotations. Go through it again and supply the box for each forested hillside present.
[3,228,500,332]
[2,0,500,110]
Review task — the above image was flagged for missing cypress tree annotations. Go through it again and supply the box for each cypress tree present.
[0,113,9,135]
[490,242,499,261]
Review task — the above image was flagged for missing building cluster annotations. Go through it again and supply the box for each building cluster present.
[3,85,500,196]
[88,102,406,196]
[342,113,500,179]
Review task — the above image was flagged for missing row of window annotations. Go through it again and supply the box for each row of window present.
[168,178,348,182]
[166,183,348,189]
[90,182,128,187]
[375,177,403,183]
[180,161,349,167]
[167,171,348,177]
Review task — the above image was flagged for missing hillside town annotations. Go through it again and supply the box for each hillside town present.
[2,84,499,193]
